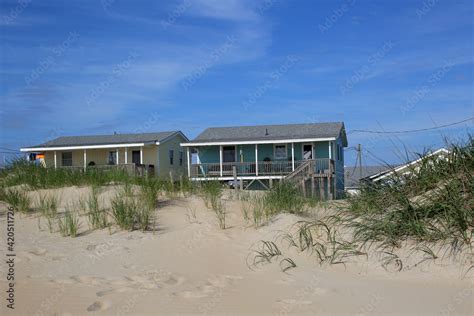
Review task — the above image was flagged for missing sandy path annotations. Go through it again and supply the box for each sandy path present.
[0,186,472,315]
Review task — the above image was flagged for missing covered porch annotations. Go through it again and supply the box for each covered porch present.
[183,141,336,180]
[23,143,157,176]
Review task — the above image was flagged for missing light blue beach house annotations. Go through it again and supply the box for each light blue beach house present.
[181,122,347,199]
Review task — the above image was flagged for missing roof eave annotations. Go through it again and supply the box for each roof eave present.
[20,142,151,152]
[181,137,337,147]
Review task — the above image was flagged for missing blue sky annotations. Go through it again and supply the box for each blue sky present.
[0,0,473,166]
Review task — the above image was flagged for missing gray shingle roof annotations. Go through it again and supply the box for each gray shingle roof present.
[26,131,183,148]
[190,122,347,146]
[344,166,391,188]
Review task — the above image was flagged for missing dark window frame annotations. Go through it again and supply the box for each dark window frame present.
[61,152,73,167]
[179,151,184,166]
[169,149,174,165]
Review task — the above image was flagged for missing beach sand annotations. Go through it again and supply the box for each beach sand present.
[0,186,472,315]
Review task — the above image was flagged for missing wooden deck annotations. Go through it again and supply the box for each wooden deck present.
[190,159,334,178]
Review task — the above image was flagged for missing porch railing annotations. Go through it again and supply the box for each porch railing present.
[55,163,149,176]
[190,159,334,178]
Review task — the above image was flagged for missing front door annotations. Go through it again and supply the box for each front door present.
[223,146,236,163]
[132,150,141,164]
[222,146,236,175]
[302,144,313,160]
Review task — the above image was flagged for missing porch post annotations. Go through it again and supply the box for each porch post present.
[140,147,143,164]
[187,147,191,178]
[116,148,119,164]
[54,151,57,169]
[291,143,295,171]
[328,141,332,159]
[125,148,128,164]
[219,145,223,177]
[255,144,259,176]
[83,149,87,171]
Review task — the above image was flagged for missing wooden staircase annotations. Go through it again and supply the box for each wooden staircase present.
[284,159,335,200]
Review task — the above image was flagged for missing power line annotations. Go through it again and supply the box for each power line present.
[0,147,21,153]
[348,117,473,135]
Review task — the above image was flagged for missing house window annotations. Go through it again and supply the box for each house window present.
[108,151,117,165]
[132,150,141,164]
[274,144,287,160]
[179,151,184,166]
[61,152,72,166]
[336,144,340,161]
[169,149,174,165]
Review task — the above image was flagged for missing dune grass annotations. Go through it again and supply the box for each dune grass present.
[86,186,108,230]
[238,182,312,228]
[264,181,307,214]
[38,193,58,232]
[200,181,223,210]
[111,186,153,231]
[58,206,80,237]
[0,159,131,189]
[4,187,31,213]
[249,137,472,273]
[214,200,226,229]
[346,139,473,255]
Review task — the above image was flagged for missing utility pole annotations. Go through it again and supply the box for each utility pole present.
[357,144,362,180]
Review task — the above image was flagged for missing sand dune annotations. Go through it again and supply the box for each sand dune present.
[0,186,472,315]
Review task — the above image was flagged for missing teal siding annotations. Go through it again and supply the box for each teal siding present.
[237,144,255,162]
[333,137,345,198]
[197,142,333,163]
[293,143,302,160]
[193,139,345,200]
[258,144,273,161]
[314,141,330,158]
[198,146,219,163]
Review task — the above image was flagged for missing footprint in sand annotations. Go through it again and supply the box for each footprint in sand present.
[277,299,313,305]
[86,245,97,251]
[70,276,106,286]
[164,275,184,286]
[173,275,242,299]
[87,301,111,312]
[29,248,48,256]
[96,287,131,297]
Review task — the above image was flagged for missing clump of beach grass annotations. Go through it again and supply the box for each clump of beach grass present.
[264,181,306,215]
[346,138,473,256]
[111,193,137,231]
[139,179,160,209]
[58,206,80,237]
[214,200,226,229]
[0,158,131,189]
[4,187,31,213]
[285,219,366,267]
[111,186,153,231]
[38,193,58,232]
[200,181,222,210]
[86,186,108,229]
[250,240,298,272]
[186,206,198,224]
